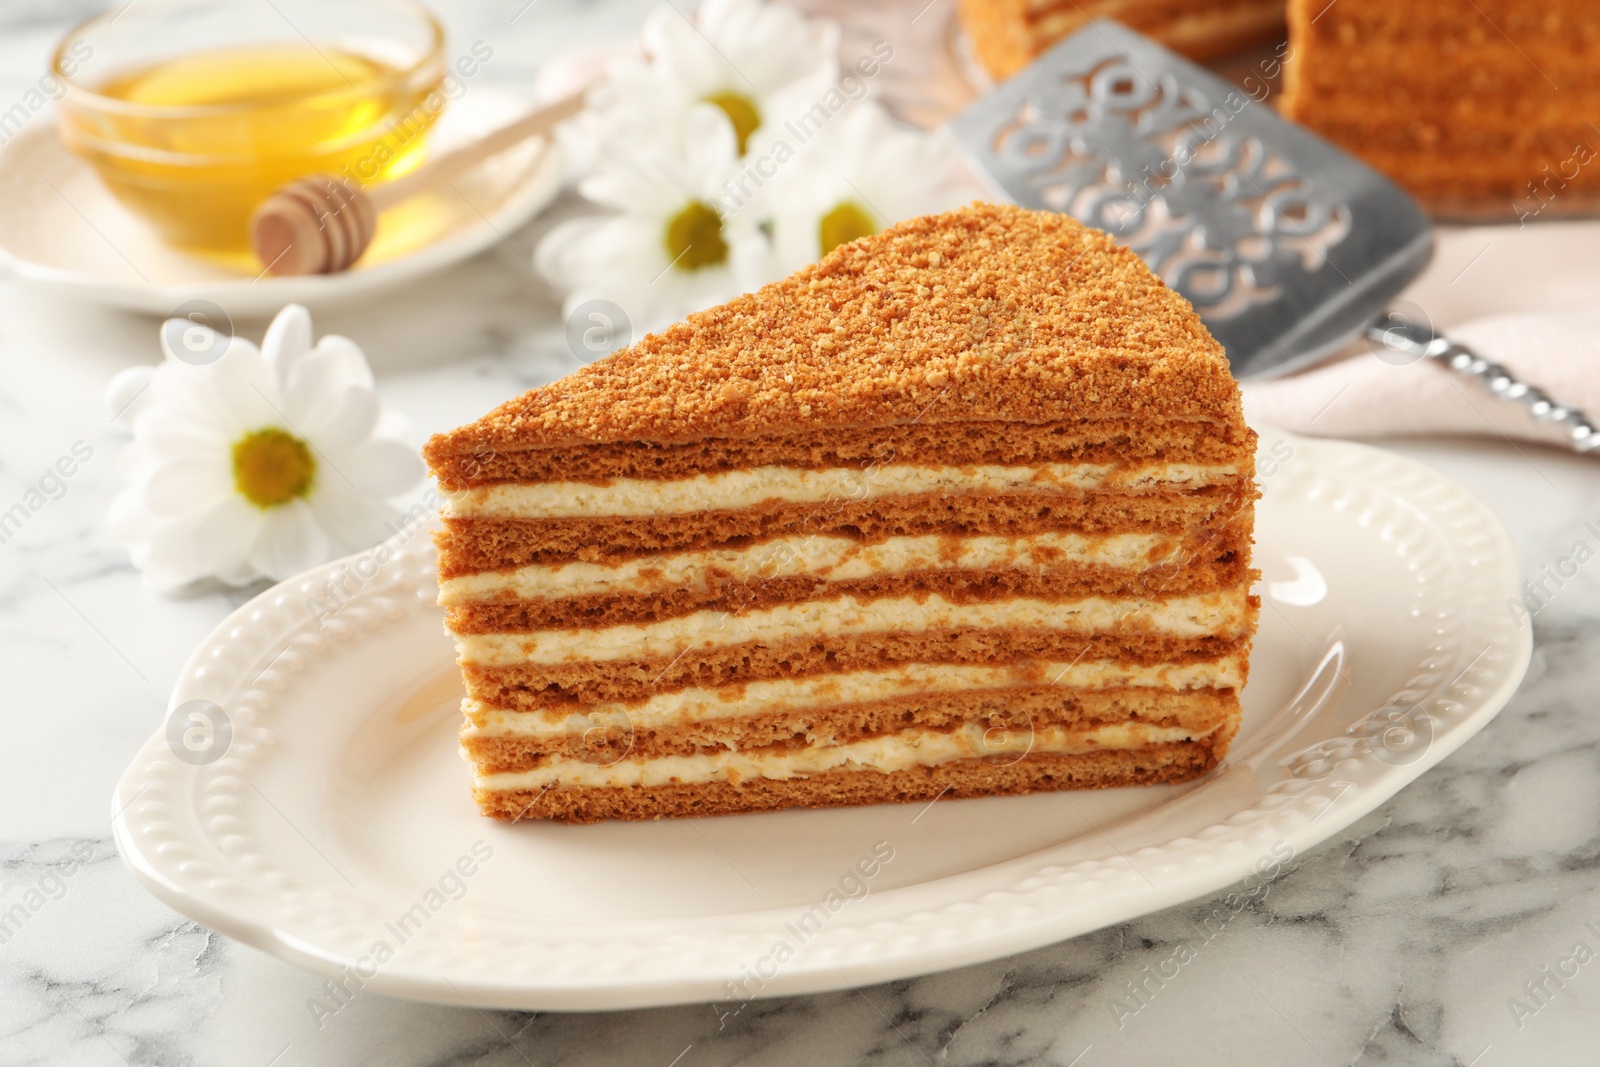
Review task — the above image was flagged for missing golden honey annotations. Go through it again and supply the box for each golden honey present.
[58,42,444,262]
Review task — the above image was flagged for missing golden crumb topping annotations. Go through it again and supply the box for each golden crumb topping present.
[425,203,1240,461]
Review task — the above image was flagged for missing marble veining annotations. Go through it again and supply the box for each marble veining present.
[2,1,1599,1063]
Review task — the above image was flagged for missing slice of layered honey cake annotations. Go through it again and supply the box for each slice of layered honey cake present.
[425,202,1258,823]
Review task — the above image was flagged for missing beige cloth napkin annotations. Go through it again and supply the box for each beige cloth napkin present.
[1241,308,1600,450]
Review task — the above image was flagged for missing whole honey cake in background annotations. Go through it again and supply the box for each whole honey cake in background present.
[425,203,1259,823]
[958,0,1286,80]
[1281,0,1600,216]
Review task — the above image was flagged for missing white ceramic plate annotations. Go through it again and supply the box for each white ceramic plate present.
[112,427,1529,1011]
[0,89,562,316]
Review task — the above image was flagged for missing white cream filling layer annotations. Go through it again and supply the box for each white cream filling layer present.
[440,531,1179,606]
[443,462,1240,520]
[456,590,1249,667]
[473,721,1219,790]
[463,657,1244,737]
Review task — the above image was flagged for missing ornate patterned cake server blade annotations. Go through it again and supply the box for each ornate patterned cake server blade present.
[951,20,1597,453]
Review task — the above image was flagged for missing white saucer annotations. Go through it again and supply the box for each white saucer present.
[0,89,563,316]
[111,427,1529,1011]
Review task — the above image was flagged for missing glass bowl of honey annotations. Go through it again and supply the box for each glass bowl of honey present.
[52,0,446,265]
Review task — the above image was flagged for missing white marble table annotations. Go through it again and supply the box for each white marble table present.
[4,3,1600,1064]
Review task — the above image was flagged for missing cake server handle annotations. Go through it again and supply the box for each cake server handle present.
[1366,317,1599,454]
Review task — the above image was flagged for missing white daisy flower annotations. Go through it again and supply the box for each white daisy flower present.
[536,106,774,338]
[765,102,984,273]
[106,305,423,592]
[589,0,838,161]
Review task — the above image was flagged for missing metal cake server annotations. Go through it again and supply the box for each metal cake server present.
[951,19,1597,453]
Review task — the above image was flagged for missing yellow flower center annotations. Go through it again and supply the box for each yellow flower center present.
[818,201,878,257]
[664,200,730,272]
[703,90,761,155]
[232,427,316,509]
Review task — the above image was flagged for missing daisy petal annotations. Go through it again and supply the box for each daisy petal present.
[108,486,160,542]
[249,501,334,580]
[309,486,402,552]
[284,335,375,427]
[683,104,739,175]
[148,362,241,437]
[144,458,233,517]
[261,304,314,392]
[106,366,155,427]
[210,347,285,430]
[119,443,155,482]
[214,556,263,588]
[642,5,720,81]
[144,497,261,587]
[134,415,229,461]
[302,387,380,450]
[160,321,254,368]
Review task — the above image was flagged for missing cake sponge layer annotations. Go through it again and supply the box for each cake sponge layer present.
[441,462,1243,521]
[433,417,1254,490]
[464,655,1245,731]
[462,686,1239,773]
[455,591,1254,668]
[475,737,1233,823]
[436,486,1252,575]
[447,553,1250,633]
[439,529,1193,605]
[464,628,1254,711]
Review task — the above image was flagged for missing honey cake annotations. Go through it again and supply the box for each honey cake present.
[1281,0,1600,215]
[424,202,1259,823]
[959,0,1286,80]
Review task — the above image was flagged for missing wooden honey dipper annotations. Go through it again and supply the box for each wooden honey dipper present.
[249,91,584,276]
